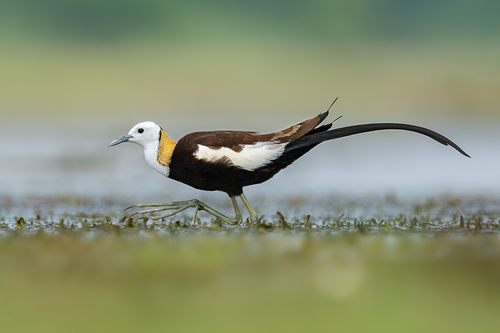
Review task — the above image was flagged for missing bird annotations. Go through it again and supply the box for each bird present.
[108,99,469,225]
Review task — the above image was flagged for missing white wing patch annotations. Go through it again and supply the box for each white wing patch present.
[195,142,287,171]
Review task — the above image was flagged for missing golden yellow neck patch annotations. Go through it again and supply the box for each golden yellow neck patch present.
[158,130,176,166]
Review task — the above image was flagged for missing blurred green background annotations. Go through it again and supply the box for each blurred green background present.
[1,0,499,119]
[1,2,500,333]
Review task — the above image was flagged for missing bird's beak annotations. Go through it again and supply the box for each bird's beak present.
[108,134,133,147]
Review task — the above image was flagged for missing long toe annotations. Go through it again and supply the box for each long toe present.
[123,199,243,226]
[125,201,190,210]
[130,204,187,217]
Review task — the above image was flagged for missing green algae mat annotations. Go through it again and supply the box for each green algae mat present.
[1,195,499,333]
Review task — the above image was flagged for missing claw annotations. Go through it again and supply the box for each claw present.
[125,201,191,211]
[149,203,192,220]
[129,204,190,217]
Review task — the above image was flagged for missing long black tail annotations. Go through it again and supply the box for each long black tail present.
[286,123,470,158]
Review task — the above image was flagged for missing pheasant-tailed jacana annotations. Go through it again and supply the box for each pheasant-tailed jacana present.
[109,100,469,224]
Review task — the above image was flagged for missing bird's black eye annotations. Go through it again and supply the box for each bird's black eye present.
[138,128,144,134]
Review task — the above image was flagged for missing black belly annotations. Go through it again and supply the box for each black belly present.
[168,155,273,196]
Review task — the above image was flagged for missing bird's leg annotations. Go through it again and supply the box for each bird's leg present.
[191,207,199,225]
[239,193,260,223]
[124,197,243,225]
[196,196,242,225]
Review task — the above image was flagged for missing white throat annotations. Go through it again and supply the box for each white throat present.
[143,141,170,177]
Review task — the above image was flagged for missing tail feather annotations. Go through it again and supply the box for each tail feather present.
[306,123,333,136]
[316,111,329,125]
[286,123,470,158]
[313,97,339,126]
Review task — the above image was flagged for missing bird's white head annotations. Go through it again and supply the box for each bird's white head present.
[109,121,176,177]
[108,121,161,148]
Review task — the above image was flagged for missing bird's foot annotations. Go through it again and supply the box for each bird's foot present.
[125,200,198,222]
[248,212,260,224]
[124,199,242,225]
[239,193,260,224]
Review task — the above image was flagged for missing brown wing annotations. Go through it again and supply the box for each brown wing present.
[180,113,327,152]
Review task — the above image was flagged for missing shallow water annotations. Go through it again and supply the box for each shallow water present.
[1,192,498,236]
